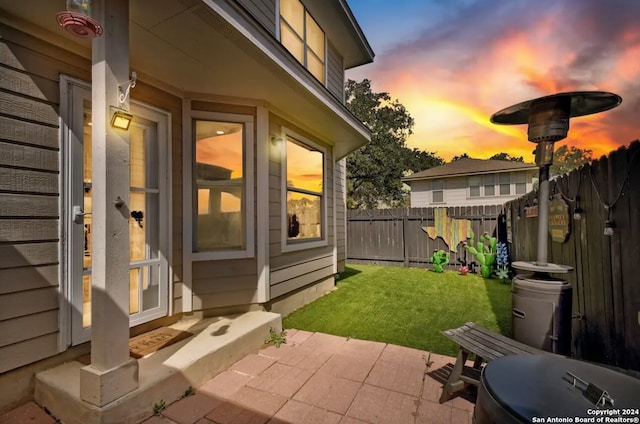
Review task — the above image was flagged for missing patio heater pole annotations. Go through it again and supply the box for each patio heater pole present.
[490,91,621,354]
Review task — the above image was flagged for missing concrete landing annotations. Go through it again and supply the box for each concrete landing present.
[34,311,282,424]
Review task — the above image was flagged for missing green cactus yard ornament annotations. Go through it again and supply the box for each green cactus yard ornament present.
[464,232,497,278]
[431,249,449,273]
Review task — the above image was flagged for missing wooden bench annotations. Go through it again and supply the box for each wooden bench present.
[439,322,548,403]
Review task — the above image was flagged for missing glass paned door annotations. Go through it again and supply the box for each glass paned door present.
[67,81,169,344]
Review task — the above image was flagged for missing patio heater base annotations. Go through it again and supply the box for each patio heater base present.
[511,273,572,355]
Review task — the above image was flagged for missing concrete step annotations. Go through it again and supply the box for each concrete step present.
[35,311,282,424]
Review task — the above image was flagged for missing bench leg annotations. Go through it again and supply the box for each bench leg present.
[439,348,469,403]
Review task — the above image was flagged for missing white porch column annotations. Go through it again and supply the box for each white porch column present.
[79,0,139,407]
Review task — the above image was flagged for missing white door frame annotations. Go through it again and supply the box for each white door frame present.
[59,75,172,349]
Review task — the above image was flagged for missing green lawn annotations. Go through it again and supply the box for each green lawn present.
[282,264,512,357]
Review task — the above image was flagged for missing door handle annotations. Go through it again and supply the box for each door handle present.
[72,205,91,224]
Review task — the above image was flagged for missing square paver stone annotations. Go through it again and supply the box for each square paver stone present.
[297,332,348,354]
[231,354,276,376]
[247,363,313,398]
[162,393,222,424]
[199,370,253,400]
[268,399,342,424]
[337,338,386,361]
[261,345,332,371]
[293,372,361,414]
[339,418,369,424]
[317,353,376,382]
[346,384,419,424]
[206,386,288,424]
[379,344,430,369]
[286,329,314,346]
[414,399,455,424]
[0,402,56,424]
[365,359,426,396]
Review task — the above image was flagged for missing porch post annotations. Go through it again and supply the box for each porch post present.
[79,0,139,406]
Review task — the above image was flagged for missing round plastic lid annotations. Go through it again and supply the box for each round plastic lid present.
[482,355,640,421]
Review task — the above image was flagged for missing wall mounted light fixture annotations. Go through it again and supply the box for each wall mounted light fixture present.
[110,109,133,130]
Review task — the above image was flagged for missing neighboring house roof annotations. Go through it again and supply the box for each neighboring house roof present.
[402,158,538,181]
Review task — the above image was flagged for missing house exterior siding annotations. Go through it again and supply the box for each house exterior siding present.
[237,0,277,36]
[267,113,336,299]
[0,0,373,412]
[327,41,345,101]
[0,24,187,373]
[408,171,537,208]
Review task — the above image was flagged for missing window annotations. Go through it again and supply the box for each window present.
[192,113,254,257]
[483,175,495,196]
[284,134,324,245]
[499,173,511,195]
[515,172,527,194]
[469,176,480,197]
[279,0,326,83]
[432,179,444,203]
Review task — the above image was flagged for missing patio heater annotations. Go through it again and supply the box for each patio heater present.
[490,91,621,354]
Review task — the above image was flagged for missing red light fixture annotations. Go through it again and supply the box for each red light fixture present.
[56,0,103,39]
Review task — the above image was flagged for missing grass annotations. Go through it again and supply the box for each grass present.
[282,264,512,357]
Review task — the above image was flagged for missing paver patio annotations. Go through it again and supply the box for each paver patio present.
[144,329,475,424]
[0,330,475,424]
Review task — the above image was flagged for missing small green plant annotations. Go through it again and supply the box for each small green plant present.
[153,399,166,416]
[464,232,497,278]
[182,386,195,398]
[430,249,449,273]
[264,327,287,348]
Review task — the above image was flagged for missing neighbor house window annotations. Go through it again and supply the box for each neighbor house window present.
[515,172,527,194]
[469,176,480,197]
[192,113,254,258]
[432,179,444,203]
[499,173,511,195]
[283,131,325,247]
[483,174,495,196]
[279,0,326,83]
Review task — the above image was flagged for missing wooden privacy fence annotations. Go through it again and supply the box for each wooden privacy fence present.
[347,206,501,268]
[505,140,640,373]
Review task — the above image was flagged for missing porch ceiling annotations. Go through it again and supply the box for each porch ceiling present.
[0,0,370,159]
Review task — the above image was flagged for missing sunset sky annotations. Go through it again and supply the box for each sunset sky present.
[346,0,640,162]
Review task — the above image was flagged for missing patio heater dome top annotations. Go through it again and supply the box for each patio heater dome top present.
[490,91,622,125]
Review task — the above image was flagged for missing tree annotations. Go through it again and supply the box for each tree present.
[550,145,593,176]
[451,153,471,161]
[489,152,524,162]
[345,79,442,209]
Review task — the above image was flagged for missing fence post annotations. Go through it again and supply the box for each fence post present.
[403,209,410,267]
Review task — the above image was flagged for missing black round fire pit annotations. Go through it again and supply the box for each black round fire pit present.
[474,355,640,424]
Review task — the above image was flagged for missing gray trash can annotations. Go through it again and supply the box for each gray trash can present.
[511,274,572,355]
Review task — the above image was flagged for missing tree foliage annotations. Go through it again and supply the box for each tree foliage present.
[451,153,471,161]
[489,152,524,162]
[550,145,593,176]
[345,79,443,209]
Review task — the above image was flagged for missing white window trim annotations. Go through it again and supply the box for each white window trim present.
[189,110,255,261]
[431,179,444,204]
[277,0,326,86]
[280,127,328,252]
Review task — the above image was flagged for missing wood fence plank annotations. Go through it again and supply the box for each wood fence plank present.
[620,142,640,371]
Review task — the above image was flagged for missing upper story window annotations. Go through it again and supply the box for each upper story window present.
[432,179,444,203]
[499,173,511,195]
[279,0,326,84]
[282,128,326,251]
[469,176,480,197]
[515,172,527,194]
[483,175,495,196]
